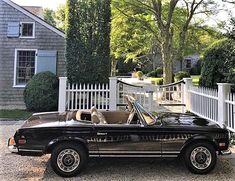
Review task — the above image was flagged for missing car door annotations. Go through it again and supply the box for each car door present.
[93,124,143,156]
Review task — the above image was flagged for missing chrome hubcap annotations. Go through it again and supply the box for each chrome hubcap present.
[190,146,212,170]
[57,149,80,172]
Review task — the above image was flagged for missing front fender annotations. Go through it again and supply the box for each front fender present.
[180,134,217,153]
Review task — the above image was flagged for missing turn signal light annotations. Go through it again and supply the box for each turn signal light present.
[9,137,16,145]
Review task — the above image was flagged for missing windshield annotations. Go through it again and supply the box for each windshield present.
[135,102,159,125]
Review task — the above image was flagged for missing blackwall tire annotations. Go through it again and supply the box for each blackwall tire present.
[184,142,217,174]
[50,143,88,177]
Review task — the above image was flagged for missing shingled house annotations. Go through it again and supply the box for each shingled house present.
[0,0,66,109]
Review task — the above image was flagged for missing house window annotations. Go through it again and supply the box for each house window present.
[14,50,36,86]
[20,22,35,38]
[185,59,191,69]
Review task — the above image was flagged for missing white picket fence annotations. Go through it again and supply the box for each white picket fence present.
[185,78,235,132]
[189,86,218,122]
[66,82,110,110]
[58,77,235,132]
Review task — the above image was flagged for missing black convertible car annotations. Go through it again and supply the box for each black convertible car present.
[8,96,230,177]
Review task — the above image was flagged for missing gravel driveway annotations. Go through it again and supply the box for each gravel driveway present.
[1,121,235,181]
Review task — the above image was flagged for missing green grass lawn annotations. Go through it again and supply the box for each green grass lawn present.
[147,77,163,85]
[0,110,33,120]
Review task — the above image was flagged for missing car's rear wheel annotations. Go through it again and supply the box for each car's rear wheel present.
[51,143,88,177]
[184,142,217,174]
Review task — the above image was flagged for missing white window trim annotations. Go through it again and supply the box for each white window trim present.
[13,49,38,88]
[20,22,35,39]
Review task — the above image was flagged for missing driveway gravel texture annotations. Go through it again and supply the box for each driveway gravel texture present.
[1,121,235,181]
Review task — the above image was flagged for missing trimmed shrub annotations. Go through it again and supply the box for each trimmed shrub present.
[174,71,190,81]
[199,39,235,88]
[136,71,144,79]
[24,71,59,112]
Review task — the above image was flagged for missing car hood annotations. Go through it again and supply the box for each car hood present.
[158,112,221,128]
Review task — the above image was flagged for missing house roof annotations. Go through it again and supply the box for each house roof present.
[2,0,65,38]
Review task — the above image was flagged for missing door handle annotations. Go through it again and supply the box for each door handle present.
[97,132,107,136]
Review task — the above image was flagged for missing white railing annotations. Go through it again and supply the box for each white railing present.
[225,92,235,131]
[189,86,218,122]
[185,78,235,132]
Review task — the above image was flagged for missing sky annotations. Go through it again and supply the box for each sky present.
[12,0,66,10]
[11,0,235,28]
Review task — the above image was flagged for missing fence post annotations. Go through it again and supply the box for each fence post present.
[109,77,117,111]
[58,77,67,112]
[183,78,193,112]
[217,83,231,126]
[148,91,153,112]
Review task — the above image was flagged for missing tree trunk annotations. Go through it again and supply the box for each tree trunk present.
[111,58,117,76]
[161,33,173,84]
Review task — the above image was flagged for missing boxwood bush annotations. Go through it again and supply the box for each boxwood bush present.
[24,71,59,111]
[199,39,235,89]
[174,71,190,81]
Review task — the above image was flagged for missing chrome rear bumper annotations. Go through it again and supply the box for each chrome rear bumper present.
[8,138,18,153]
[219,149,231,155]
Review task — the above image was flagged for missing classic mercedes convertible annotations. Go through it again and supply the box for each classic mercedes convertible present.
[8,96,230,177]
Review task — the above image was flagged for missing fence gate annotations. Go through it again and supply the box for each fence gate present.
[117,79,154,111]
[117,78,185,112]
[155,80,185,106]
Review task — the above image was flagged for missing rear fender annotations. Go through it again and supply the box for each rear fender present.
[45,136,88,153]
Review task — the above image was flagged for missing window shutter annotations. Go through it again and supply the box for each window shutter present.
[7,22,20,37]
[36,50,57,74]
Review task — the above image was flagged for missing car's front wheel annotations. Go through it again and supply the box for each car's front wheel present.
[184,142,217,174]
[51,143,88,177]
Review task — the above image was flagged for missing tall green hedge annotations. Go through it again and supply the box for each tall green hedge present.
[65,0,111,84]
[24,72,59,112]
[199,39,235,89]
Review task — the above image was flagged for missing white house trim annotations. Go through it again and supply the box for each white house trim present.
[19,21,35,39]
[3,0,65,38]
[13,49,38,88]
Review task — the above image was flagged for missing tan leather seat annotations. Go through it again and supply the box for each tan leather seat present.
[91,107,107,124]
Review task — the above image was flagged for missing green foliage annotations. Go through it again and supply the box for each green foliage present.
[55,4,66,31]
[43,8,56,26]
[190,59,201,75]
[116,59,136,75]
[199,39,235,88]
[65,0,111,83]
[147,67,163,77]
[23,72,59,112]
[174,71,190,81]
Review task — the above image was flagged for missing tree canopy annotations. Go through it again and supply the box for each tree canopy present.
[111,0,219,84]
